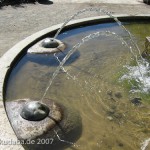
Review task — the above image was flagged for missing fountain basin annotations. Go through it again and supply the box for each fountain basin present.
[1,15,150,150]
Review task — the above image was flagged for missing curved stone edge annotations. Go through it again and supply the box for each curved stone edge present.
[1,14,150,100]
[0,14,150,150]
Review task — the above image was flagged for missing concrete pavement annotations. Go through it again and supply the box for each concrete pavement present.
[53,0,143,4]
[0,2,150,57]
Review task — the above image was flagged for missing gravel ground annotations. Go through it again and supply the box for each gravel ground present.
[0,2,150,57]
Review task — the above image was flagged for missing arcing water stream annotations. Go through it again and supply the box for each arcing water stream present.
[38,8,150,149]
[41,7,145,102]
[40,30,135,101]
[5,8,150,150]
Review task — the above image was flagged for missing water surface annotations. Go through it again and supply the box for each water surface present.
[6,22,150,150]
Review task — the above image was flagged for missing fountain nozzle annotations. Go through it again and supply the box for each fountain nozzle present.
[28,38,66,54]
[20,101,50,121]
[41,38,59,48]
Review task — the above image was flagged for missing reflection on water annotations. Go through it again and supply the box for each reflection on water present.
[6,22,150,150]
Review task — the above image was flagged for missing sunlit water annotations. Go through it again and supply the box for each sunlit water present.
[120,60,150,93]
[5,22,150,150]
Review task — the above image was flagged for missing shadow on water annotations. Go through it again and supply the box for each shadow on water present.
[22,114,82,150]
[22,129,82,150]
[8,49,80,77]
[27,50,80,66]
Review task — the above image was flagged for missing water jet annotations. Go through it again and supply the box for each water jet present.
[0,11,150,150]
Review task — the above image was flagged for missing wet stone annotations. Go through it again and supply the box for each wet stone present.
[107,90,113,96]
[114,92,122,99]
[107,110,115,116]
[118,143,124,147]
[142,51,149,58]
[110,97,116,102]
[5,99,82,150]
[130,98,142,106]
[107,116,113,121]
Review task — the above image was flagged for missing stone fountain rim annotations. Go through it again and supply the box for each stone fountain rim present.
[0,14,150,149]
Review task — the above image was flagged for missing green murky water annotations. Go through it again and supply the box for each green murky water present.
[5,22,150,150]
